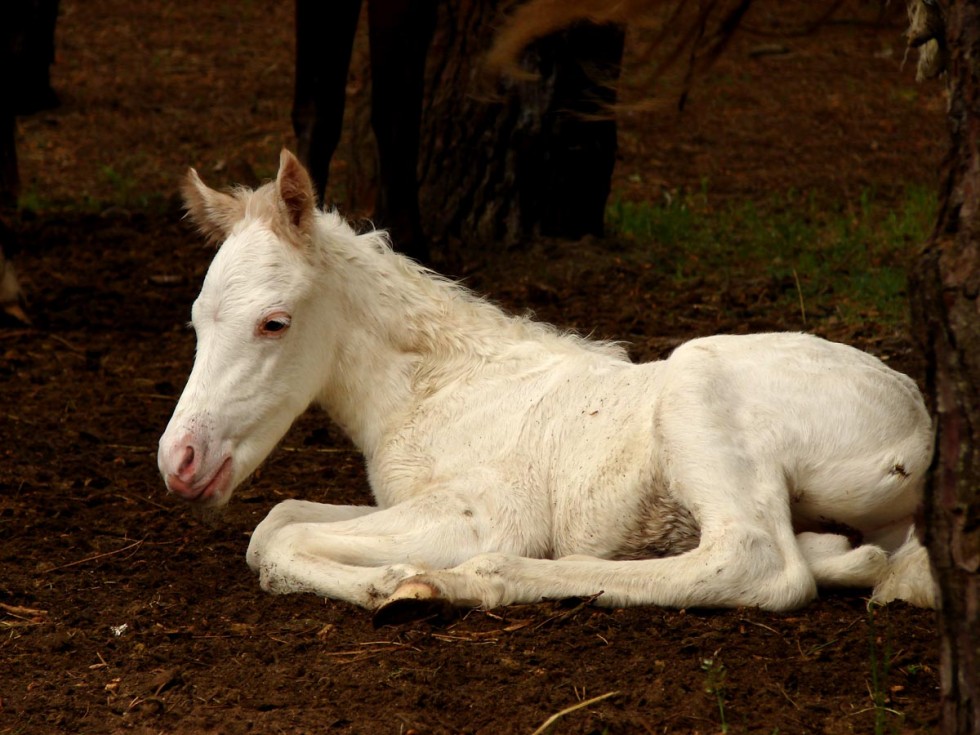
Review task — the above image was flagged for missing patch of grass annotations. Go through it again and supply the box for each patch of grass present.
[99,165,155,210]
[18,182,99,215]
[19,160,172,215]
[867,602,904,735]
[607,185,936,330]
[701,654,729,734]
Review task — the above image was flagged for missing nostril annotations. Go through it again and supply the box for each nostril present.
[177,445,196,477]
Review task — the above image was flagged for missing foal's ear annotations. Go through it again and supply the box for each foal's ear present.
[275,149,315,236]
[181,168,245,245]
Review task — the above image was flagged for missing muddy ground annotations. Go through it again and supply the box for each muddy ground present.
[1,1,949,733]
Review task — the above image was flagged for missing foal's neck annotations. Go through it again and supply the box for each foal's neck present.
[309,214,623,459]
[312,219,480,457]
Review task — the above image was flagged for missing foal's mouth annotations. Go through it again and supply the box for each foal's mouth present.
[168,456,234,504]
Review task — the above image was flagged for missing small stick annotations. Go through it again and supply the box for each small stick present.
[530,691,620,735]
[792,268,807,324]
[48,334,87,354]
[738,617,782,637]
[0,602,48,618]
[43,539,144,572]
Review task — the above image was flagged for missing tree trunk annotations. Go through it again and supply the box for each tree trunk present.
[910,1,980,731]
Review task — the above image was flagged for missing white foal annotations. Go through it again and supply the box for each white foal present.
[158,150,936,617]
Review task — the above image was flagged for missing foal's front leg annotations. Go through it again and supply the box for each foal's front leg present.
[246,494,490,608]
[246,498,375,567]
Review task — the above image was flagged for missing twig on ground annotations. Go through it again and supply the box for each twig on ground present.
[43,539,145,572]
[48,334,88,354]
[432,619,533,643]
[0,602,49,621]
[738,617,783,637]
[533,593,604,630]
[530,691,620,735]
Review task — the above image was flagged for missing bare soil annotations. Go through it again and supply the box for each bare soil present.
[2,2,947,733]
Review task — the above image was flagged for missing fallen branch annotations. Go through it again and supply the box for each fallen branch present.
[432,619,533,643]
[0,602,48,618]
[530,691,620,735]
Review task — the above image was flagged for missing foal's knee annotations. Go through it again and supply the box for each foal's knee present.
[246,499,309,570]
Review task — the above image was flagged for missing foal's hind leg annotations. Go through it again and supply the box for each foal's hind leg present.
[381,526,816,614]
[872,533,936,608]
[796,532,888,588]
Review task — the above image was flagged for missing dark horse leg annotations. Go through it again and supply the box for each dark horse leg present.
[0,101,19,313]
[368,0,436,262]
[293,0,435,262]
[0,76,17,211]
[292,0,362,206]
[15,0,60,114]
[0,2,32,323]
[535,23,625,240]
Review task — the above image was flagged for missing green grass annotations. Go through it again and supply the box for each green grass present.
[19,160,172,215]
[867,602,904,735]
[607,186,936,329]
[701,655,729,733]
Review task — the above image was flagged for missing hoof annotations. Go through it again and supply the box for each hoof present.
[872,542,938,609]
[373,580,457,628]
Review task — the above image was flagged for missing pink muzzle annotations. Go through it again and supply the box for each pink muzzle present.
[159,432,233,503]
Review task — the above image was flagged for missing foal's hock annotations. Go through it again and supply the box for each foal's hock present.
[158,150,936,617]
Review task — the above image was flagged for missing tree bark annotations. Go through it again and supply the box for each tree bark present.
[910,1,980,732]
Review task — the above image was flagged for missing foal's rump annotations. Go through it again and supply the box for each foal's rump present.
[656,332,932,538]
[630,331,935,605]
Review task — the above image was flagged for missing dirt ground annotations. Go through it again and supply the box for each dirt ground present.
[1,1,949,733]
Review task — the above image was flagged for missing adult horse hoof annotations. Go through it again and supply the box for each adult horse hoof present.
[373,581,457,627]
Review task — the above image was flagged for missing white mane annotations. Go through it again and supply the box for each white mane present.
[307,207,630,377]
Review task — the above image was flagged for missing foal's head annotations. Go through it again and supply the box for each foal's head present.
[158,150,330,506]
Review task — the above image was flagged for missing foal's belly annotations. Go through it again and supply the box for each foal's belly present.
[529,366,673,559]
[373,359,669,560]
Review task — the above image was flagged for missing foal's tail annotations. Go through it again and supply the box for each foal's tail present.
[871,530,937,608]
